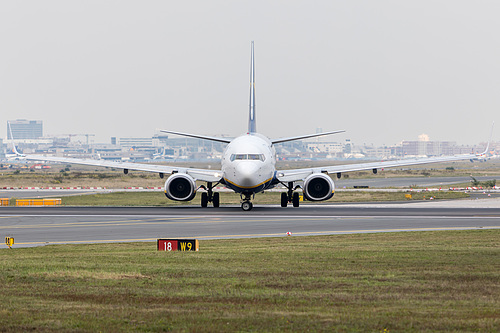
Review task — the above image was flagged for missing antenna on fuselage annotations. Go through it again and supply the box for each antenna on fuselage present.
[248,41,256,134]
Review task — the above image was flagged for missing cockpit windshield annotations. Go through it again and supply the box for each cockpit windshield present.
[230,154,265,162]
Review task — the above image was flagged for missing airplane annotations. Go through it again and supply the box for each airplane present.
[14,42,491,211]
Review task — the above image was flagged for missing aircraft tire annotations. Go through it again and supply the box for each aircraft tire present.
[293,192,300,207]
[213,192,220,208]
[281,192,288,207]
[201,192,208,207]
[241,201,253,211]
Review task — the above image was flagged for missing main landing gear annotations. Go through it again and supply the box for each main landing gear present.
[241,193,254,211]
[199,182,220,208]
[281,182,301,208]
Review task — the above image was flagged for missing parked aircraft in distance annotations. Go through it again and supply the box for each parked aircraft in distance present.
[15,42,491,210]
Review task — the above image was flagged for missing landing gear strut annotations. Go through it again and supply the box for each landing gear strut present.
[199,182,220,208]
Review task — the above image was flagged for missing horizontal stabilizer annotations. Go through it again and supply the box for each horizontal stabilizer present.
[160,130,232,143]
[271,130,345,144]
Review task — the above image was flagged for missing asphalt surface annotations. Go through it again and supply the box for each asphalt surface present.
[1,203,499,248]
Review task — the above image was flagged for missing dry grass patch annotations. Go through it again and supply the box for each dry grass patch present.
[35,271,151,280]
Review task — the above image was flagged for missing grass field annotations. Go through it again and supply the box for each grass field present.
[53,190,470,207]
[1,230,498,332]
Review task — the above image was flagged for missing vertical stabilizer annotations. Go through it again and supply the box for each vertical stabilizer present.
[248,41,257,133]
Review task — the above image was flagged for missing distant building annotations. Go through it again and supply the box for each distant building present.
[307,142,343,154]
[0,138,4,159]
[119,137,154,148]
[153,134,169,146]
[402,140,457,156]
[7,119,43,140]
[344,139,352,154]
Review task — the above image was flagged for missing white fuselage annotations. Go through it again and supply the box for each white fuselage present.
[221,133,276,193]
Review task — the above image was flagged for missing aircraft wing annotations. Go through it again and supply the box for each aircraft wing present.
[23,155,223,182]
[277,123,495,182]
[276,152,483,183]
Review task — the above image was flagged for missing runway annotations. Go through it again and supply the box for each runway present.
[1,201,499,248]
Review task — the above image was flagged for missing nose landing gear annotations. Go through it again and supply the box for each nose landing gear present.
[241,201,253,211]
[240,192,254,211]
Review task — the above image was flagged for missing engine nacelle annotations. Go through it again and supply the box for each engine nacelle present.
[303,173,335,201]
[164,173,197,201]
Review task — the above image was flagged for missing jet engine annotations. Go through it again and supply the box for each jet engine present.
[164,173,197,201]
[303,173,335,201]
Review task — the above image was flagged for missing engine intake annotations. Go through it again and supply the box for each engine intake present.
[164,173,197,201]
[303,173,335,201]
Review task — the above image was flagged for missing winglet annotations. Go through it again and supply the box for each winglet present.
[248,41,256,133]
[479,122,495,156]
[7,121,25,157]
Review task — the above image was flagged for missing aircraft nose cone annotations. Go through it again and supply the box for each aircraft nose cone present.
[236,163,260,187]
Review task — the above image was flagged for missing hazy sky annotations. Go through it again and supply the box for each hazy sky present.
[1,1,499,146]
